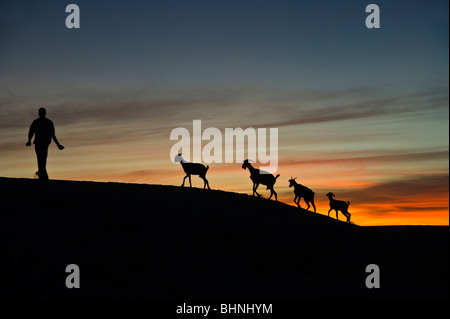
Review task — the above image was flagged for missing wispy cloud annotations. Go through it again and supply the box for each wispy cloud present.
[340,174,449,207]
[253,86,449,128]
[1,85,447,130]
[279,150,449,167]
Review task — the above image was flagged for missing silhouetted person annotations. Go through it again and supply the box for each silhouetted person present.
[26,108,64,180]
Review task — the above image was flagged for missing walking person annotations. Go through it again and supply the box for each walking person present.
[26,108,65,180]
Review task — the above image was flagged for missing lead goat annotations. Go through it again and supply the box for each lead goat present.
[288,177,316,212]
[174,153,211,189]
[242,159,280,201]
[326,192,351,223]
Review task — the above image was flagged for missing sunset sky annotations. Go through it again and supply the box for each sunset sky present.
[0,0,448,225]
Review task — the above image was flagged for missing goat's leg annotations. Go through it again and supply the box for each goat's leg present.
[294,196,300,207]
[188,175,192,187]
[200,175,206,189]
[254,183,261,197]
[328,208,332,217]
[201,175,211,190]
[311,200,316,213]
[204,174,211,190]
[268,188,273,200]
[306,201,311,211]
[297,197,302,208]
[273,189,277,201]
[201,176,206,189]
[346,212,351,223]
[182,175,189,187]
[335,209,339,220]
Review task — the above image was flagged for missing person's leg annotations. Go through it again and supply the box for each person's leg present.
[35,144,49,180]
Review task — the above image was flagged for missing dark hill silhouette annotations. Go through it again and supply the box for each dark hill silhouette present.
[0,177,448,298]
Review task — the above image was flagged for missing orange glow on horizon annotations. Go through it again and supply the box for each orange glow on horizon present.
[1,104,448,227]
[47,166,448,227]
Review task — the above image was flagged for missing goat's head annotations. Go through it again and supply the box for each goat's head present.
[326,192,335,199]
[242,159,253,170]
[173,153,183,163]
[288,176,297,188]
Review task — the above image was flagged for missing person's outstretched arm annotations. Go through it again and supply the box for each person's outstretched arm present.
[26,122,35,146]
[53,135,64,150]
[51,121,65,150]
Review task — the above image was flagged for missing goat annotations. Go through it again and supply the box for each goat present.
[288,177,316,212]
[326,192,351,223]
[174,153,211,189]
[242,159,280,201]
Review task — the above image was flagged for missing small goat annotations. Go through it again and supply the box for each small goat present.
[326,192,351,223]
[174,153,211,189]
[242,159,280,201]
[288,177,316,212]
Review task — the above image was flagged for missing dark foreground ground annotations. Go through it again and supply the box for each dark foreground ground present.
[0,177,448,299]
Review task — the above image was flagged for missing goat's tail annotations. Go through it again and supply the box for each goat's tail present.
[206,165,209,172]
[275,174,280,180]
[347,201,350,206]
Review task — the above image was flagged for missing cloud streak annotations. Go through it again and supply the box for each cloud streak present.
[339,174,449,218]
[254,86,449,128]
[279,150,449,167]
[1,84,447,130]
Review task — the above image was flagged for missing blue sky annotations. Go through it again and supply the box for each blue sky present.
[1,0,448,89]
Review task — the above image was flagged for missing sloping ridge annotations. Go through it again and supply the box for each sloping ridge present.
[0,177,448,298]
